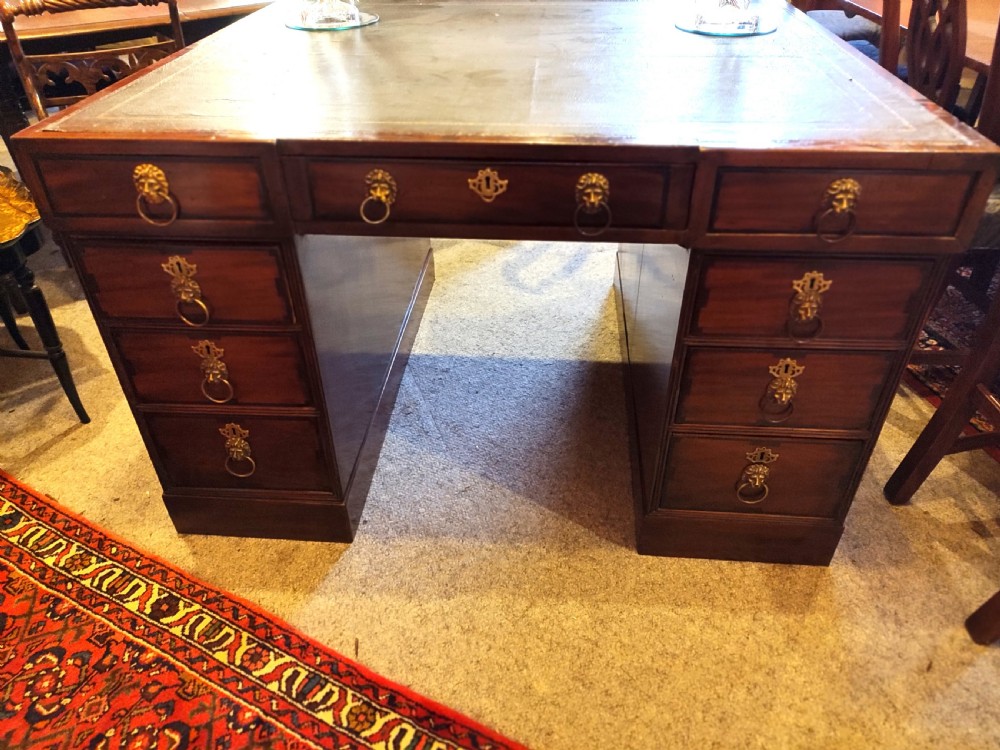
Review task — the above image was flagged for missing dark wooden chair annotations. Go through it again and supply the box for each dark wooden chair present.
[0,0,185,122]
[885,2,1000,645]
[905,0,968,111]
[0,168,89,423]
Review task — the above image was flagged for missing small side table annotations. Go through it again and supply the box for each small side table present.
[0,168,89,423]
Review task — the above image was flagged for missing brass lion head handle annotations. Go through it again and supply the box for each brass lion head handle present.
[574,172,613,237]
[133,163,179,227]
[736,446,779,504]
[814,178,861,243]
[360,169,397,225]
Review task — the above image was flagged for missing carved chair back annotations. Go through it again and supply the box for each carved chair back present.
[905,0,967,110]
[0,0,186,121]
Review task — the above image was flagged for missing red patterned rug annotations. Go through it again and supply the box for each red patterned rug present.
[0,470,525,749]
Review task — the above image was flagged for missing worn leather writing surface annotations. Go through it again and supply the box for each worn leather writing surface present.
[40,0,987,153]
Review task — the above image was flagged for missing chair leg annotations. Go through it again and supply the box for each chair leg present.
[965,588,1000,645]
[10,260,90,424]
[887,265,1000,504]
[883,380,985,504]
[0,286,30,349]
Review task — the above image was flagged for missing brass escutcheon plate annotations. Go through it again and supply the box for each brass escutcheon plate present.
[468,168,508,203]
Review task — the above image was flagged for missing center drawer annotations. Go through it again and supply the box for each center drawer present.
[286,158,691,231]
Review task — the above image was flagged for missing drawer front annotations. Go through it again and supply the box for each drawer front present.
[711,169,972,237]
[690,256,935,341]
[114,331,311,406]
[145,414,332,492]
[659,435,865,519]
[293,159,688,230]
[34,156,271,223]
[675,348,896,430]
[75,242,293,325]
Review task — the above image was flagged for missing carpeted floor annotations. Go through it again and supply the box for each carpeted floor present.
[2,227,1000,747]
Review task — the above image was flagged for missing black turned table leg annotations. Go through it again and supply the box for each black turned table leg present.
[9,256,90,423]
[0,284,29,348]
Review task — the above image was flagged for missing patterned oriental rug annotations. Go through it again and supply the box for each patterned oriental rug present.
[0,471,524,749]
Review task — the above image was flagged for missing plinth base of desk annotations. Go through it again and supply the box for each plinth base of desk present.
[163,491,356,542]
[635,510,842,566]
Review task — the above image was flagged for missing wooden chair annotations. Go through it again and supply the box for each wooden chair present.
[885,3,1000,645]
[0,0,185,122]
[0,168,88,423]
[905,0,968,112]
[797,0,903,74]
[886,279,1000,644]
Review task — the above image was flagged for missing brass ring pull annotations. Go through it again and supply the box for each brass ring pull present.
[573,201,613,237]
[814,177,861,243]
[136,192,179,227]
[220,423,254,478]
[814,206,857,243]
[786,314,823,342]
[133,163,179,227]
[163,256,211,327]
[758,395,794,424]
[201,376,234,404]
[359,195,392,225]
[225,455,256,478]
[788,271,831,341]
[759,358,803,424]
[736,481,769,504]
[192,340,233,403]
[574,172,612,237]
[360,169,397,225]
[176,297,210,327]
[736,447,779,506]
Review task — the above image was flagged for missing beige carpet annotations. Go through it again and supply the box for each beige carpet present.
[2,232,1000,749]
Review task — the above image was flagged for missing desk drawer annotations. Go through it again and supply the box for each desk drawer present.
[690,256,935,341]
[659,435,865,519]
[75,241,294,325]
[676,348,896,430]
[711,169,972,238]
[145,413,332,492]
[114,331,311,406]
[33,155,271,225]
[290,159,690,231]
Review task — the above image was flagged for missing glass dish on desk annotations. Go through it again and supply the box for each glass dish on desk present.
[675,0,781,37]
[285,0,379,31]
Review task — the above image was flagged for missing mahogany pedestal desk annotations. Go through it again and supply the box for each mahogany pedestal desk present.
[11,0,1000,564]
